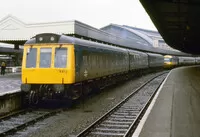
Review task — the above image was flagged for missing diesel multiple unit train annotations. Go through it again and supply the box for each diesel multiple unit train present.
[20,33,199,104]
[164,55,200,68]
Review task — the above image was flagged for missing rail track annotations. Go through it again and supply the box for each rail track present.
[0,109,61,137]
[76,72,168,137]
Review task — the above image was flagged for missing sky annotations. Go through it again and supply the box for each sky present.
[0,0,157,31]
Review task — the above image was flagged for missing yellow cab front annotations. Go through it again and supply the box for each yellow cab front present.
[22,44,75,84]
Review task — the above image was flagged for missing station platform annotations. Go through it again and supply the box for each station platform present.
[0,73,21,96]
[134,66,200,137]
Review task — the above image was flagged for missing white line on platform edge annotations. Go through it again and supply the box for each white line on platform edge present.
[0,89,21,96]
[132,71,172,137]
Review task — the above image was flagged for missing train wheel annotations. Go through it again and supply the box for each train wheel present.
[28,90,33,104]
[67,86,82,100]
[29,90,39,105]
[32,91,39,105]
[38,85,46,98]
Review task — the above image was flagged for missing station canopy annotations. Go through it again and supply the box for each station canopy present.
[0,15,191,56]
[0,15,76,45]
[140,0,200,54]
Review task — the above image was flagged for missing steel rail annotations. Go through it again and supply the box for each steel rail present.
[76,71,168,137]
[123,74,166,136]
[0,109,62,136]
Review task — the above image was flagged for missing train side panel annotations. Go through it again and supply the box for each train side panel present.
[74,44,129,83]
[128,49,148,70]
[178,57,196,65]
[195,57,200,65]
[147,53,164,68]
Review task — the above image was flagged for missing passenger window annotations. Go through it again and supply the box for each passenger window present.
[40,48,52,68]
[54,48,67,68]
[26,48,37,68]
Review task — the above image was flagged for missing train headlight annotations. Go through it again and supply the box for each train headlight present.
[53,84,64,92]
[50,36,55,41]
[39,37,43,41]
[21,84,31,92]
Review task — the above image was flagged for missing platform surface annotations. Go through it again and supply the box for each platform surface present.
[0,73,21,95]
[138,66,200,137]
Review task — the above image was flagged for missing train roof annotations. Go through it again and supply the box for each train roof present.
[25,33,129,53]
[147,52,164,57]
[164,55,173,58]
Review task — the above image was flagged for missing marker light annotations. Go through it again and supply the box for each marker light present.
[39,37,43,41]
[50,36,55,41]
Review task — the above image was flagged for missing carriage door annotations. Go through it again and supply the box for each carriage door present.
[75,46,82,82]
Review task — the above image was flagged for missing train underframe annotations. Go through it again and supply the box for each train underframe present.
[21,68,160,105]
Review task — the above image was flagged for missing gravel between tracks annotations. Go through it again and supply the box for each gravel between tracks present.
[26,71,166,137]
